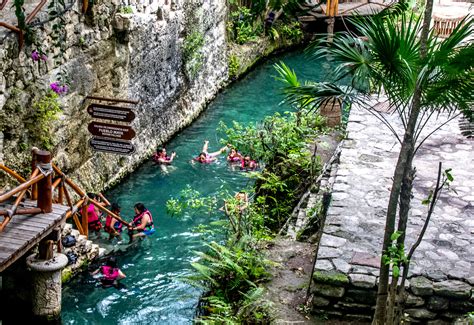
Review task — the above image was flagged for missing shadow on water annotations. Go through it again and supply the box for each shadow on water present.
[61,49,331,324]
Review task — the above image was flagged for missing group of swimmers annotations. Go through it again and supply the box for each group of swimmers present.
[85,193,155,243]
[153,140,258,170]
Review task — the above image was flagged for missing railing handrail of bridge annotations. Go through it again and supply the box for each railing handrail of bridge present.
[0,148,129,238]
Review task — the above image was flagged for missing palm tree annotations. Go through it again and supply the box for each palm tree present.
[276,5,473,324]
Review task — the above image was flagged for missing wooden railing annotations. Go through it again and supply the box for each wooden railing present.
[0,148,129,238]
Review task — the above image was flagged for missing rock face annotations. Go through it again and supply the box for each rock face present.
[0,0,227,191]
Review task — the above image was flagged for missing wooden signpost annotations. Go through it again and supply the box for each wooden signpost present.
[89,137,136,155]
[87,104,136,123]
[88,121,136,140]
[85,96,138,155]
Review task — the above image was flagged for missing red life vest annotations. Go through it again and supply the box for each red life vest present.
[105,215,123,233]
[101,265,119,281]
[133,210,154,231]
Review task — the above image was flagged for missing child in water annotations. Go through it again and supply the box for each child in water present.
[91,257,126,288]
[193,140,227,164]
[104,202,124,241]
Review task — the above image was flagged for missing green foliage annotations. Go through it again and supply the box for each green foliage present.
[26,90,62,150]
[14,0,26,31]
[48,0,69,85]
[119,6,133,14]
[382,231,408,278]
[228,54,240,79]
[189,241,272,323]
[183,30,205,79]
[219,110,326,230]
[274,21,303,43]
[228,6,261,44]
[166,185,218,218]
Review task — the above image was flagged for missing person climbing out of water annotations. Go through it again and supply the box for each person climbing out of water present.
[91,256,126,288]
[153,147,176,165]
[240,155,258,171]
[105,202,124,240]
[193,140,227,164]
[128,203,155,242]
[227,147,243,163]
[86,193,110,235]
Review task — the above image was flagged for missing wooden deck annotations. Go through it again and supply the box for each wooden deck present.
[0,199,69,272]
[299,0,388,21]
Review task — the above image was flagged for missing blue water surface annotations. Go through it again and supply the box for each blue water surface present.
[61,50,330,324]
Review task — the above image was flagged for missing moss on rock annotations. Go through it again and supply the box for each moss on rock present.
[313,270,349,286]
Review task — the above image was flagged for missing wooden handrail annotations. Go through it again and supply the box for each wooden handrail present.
[0,207,42,216]
[64,197,86,219]
[89,199,130,226]
[0,171,45,203]
[0,164,26,183]
[52,164,85,197]
[0,169,40,232]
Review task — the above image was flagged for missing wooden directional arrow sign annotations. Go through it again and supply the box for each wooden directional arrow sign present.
[88,121,136,140]
[89,137,136,155]
[87,103,136,122]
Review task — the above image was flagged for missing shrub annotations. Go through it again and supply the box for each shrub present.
[183,30,205,78]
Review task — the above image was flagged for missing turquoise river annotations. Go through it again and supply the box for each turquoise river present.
[62,50,329,324]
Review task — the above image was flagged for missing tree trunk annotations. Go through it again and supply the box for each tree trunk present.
[372,0,435,322]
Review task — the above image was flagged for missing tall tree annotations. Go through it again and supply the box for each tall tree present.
[276,5,473,324]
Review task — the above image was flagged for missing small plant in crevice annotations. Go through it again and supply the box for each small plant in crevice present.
[182,30,205,79]
[26,90,62,150]
[228,54,240,79]
[119,5,133,14]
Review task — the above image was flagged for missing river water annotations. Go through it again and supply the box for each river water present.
[62,50,329,324]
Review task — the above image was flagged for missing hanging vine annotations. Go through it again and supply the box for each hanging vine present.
[48,0,69,87]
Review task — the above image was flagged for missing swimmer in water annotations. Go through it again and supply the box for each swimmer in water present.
[91,257,126,288]
[240,155,258,171]
[193,140,227,164]
[153,147,176,165]
[227,147,243,163]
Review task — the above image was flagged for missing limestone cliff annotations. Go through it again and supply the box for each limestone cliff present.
[0,0,227,191]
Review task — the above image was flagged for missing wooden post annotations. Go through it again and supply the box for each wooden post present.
[326,0,338,43]
[31,148,38,200]
[82,202,89,238]
[36,150,52,213]
[57,180,64,205]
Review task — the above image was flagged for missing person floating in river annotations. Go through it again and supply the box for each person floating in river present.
[240,155,258,171]
[91,256,126,288]
[153,147,176,165]
[86,193,110,235]
[105,202,124,241]
[193,140,227,164]
[128,203,155,242]
[227,147,243,163]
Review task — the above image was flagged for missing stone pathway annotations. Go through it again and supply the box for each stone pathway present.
[318,107,473,281]
[312,106,473,321]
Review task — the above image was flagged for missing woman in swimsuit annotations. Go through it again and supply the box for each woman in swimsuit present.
[227,147,243,163]
[193,140,227,164]
[153,147,176,165]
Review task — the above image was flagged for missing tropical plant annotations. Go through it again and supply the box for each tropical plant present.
[276,5,473,324]
[189,241,273,323]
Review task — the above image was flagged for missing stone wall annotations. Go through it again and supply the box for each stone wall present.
[0,0,227,191]
[312,270,473,323]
